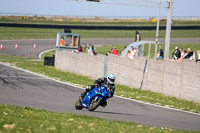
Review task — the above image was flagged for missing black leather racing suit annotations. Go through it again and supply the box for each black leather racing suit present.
[81,77,115,99]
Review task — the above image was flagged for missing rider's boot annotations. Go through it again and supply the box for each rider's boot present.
[79,91,87,102]
[101,101,107,107]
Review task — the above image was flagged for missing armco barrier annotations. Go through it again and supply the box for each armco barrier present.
[1,22,200,30]
[55,50,200,102]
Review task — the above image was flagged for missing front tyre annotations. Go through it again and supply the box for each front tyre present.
[75,99,83,110]
[89,97,102,111]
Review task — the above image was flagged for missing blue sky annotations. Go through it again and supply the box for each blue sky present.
[0,0,200,17]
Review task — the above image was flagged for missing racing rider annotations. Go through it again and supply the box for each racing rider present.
[80,73,116,107]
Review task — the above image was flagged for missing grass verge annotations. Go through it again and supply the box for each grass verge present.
[1,27,200,40]
[0,105,194,133]
[0,54,200,114]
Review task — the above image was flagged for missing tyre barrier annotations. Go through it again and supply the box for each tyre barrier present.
[44,55,55,66]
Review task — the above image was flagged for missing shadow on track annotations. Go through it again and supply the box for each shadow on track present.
[81,110,142,117]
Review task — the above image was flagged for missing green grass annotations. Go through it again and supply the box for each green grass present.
[0,105,194,133]
[0,54,200,114]
[0,27,63,40]
[0,27,200,40]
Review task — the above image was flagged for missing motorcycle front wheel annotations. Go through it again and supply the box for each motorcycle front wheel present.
[75,99,83,110]
[89,97,102,111]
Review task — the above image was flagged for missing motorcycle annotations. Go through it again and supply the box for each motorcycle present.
[75,85,110,111]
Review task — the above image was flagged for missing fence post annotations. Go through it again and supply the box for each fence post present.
[148,43,151,59]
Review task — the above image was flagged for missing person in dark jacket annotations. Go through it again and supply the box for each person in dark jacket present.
[184,48,194,59]
[135,30,141,42]
[171,46,181,60]
[80,73,116,107]
[155,46,163,60]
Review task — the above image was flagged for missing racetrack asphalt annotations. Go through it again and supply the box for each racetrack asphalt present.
[0,38,200,131]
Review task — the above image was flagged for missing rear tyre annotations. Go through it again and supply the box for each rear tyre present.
[89,97,102,111]
[75,99,83,110]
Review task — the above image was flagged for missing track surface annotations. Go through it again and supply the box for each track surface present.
[0,64,200,131]
[0,39,200,131]
[0,38,200,58]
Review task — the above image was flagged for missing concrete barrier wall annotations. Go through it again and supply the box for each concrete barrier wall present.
[142,59,200,102]
[55,50,200,102]
[55,50,105,79]
[107,55,147,88]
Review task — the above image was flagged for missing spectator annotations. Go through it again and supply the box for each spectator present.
[184,48,194,60]
[88,44,93,54]
[92,45,97,55]
[155,46,163,60]
[171,46,181,60]
[77,45,83,53]
[87,44,95,55]
[135,30,141,42]
[106,51,111,56]
[60,37,65,46]
[126,50,133,59]
[179,48,184,57]
[112,47,119,55]
[178,50,188,62]
[182,50,188,59]
[195,50,200,62]
[133,47,139,57]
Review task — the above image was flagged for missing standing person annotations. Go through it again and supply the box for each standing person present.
[171,46,181,60]
[60,37,65,46]
[135,30,141,42]
[155,46,163,60]
[112,47,119,56]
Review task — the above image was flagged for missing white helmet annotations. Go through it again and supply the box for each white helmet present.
[107,73,115,84]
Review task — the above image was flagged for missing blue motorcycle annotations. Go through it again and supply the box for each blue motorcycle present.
[75,85,110,111]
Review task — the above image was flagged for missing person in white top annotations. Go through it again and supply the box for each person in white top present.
[126,50,133,59]
[195,50,200,62]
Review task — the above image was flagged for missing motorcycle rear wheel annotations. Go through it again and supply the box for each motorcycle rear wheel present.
[75,99,83,110]
[89,97,102,111]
